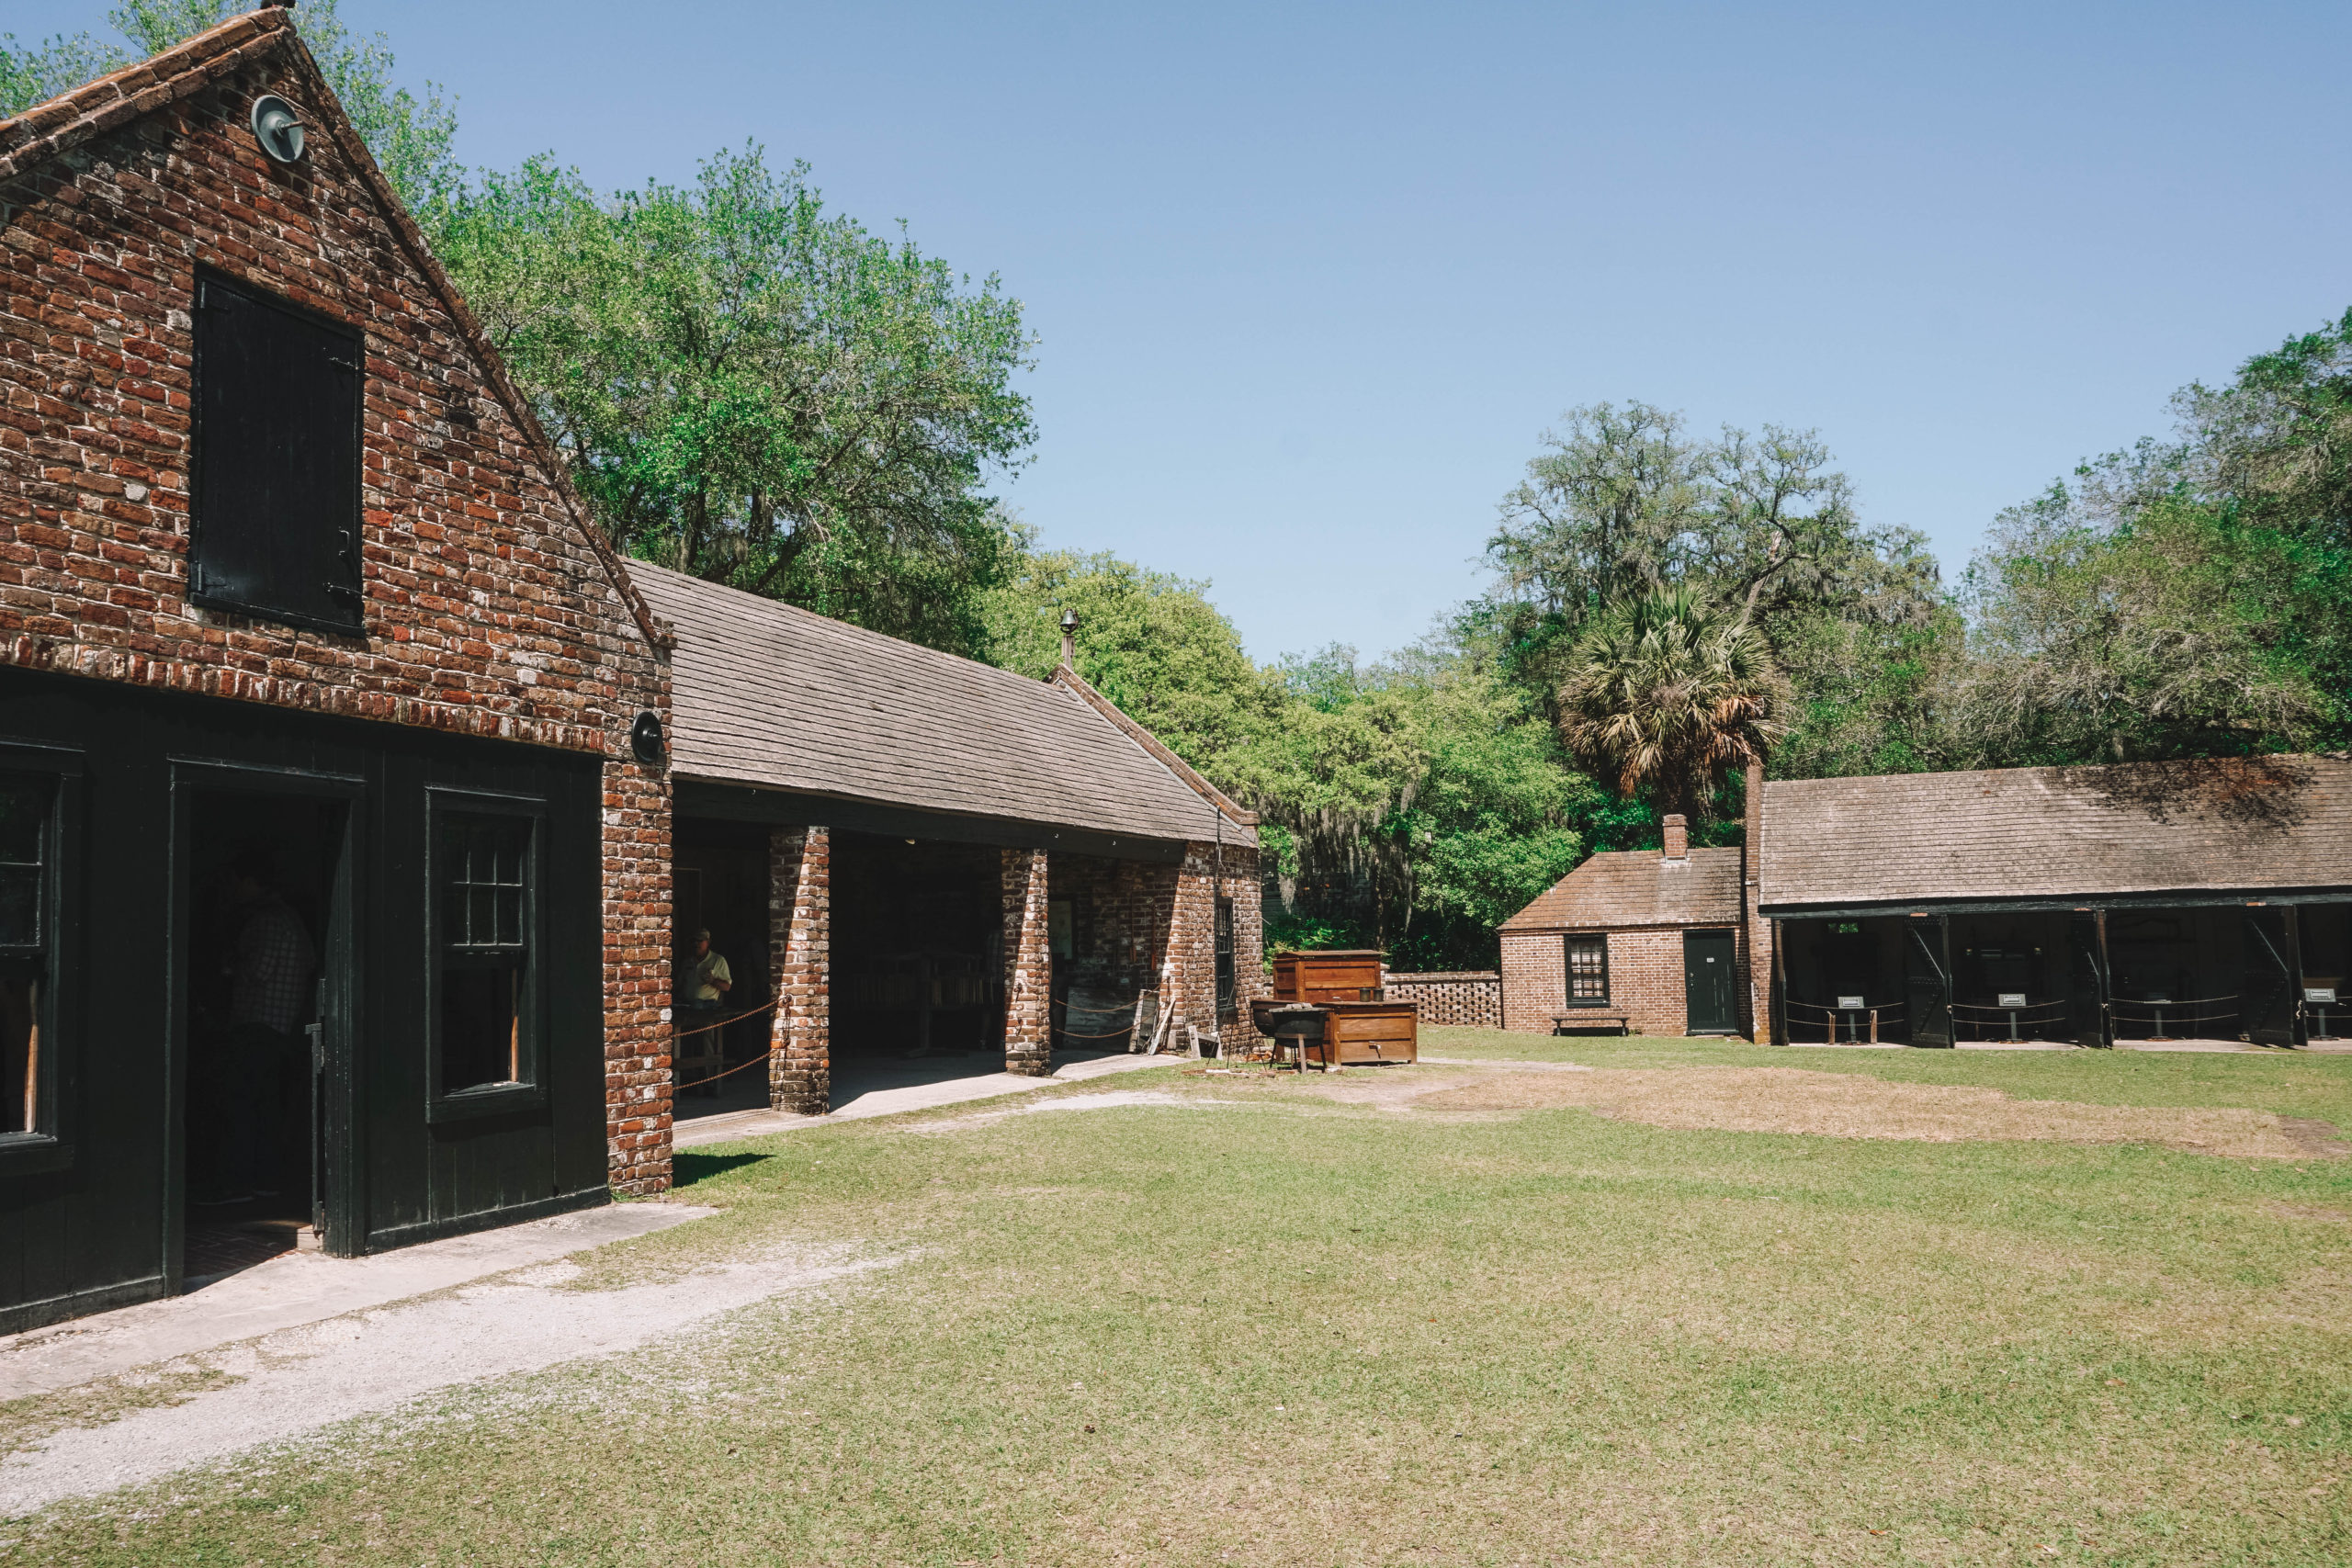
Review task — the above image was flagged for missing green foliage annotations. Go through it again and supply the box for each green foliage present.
[1555,588,1787,823]
[1,3,460,212]
[438,147,1036,657]
[983,546,1287,781]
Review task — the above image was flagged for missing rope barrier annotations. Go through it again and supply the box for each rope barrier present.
[1056,1025,1137,1040]
[677,1046,780,1088]
[2109,994,2239,1010]
[672,998,779,1041]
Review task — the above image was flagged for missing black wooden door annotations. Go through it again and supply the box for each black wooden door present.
[1905,917,1953,1046]
[1683,929,1738,1033]
[191,269,364,633]
[2242,907,2302,1048]
[2067,911,2111,1048]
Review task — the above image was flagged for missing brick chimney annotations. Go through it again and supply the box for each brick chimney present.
[1661,813,1689,862]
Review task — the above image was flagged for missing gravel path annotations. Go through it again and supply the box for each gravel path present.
[0,1250,886,1518]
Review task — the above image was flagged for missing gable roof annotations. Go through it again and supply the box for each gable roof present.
[0,6,670,655]
[632,564,1255,849]
[1758,754,2352,913]
[1499,847,1744,932]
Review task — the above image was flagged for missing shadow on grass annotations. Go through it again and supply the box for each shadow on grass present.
[672,1150,772,1189]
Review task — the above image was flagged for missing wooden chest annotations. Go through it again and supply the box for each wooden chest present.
[1318,1000,1419,1064]
[1272,949,1386,1004]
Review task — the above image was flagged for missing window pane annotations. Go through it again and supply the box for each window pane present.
[467,887,494,946]
[0,870,39,949]
[440,964,518,1093]
[497,886,522,946]
[0,974,33,1134]
[0,783,46,866]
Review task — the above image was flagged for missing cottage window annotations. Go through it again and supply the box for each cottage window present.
[0,776,52,1138]
[436,811,537,1098]
[1215,897,1237,1016]
[191,269,365,633]
[1565,934,1610,1006]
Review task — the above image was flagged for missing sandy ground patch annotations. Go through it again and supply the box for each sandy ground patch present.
[0,1250,887,1518]
[1413,1066,2335,1158]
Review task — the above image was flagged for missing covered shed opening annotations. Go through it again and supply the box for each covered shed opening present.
[831,831,1004,1067]
[671,818,773,1104]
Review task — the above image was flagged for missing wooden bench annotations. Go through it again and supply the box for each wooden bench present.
[1551,1010,1631,1037]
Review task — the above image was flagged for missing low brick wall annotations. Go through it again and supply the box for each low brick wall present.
[1384,971,1502,1029]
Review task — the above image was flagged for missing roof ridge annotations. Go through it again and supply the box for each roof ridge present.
[0,7,673,656]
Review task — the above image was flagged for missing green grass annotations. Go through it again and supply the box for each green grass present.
[11,1040,2352,1565]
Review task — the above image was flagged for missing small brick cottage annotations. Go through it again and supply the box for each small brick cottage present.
[0,9,1261,1334]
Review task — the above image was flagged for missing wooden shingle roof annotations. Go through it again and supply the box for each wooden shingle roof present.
[635,565,1252,848]
[1499,847,1744,932]
[1758,754,2352,913]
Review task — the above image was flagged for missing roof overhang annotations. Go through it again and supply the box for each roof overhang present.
[1759,885,2352,921]
[676,778,1190,864]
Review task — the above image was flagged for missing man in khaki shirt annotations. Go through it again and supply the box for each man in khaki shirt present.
[685,929,732,1010]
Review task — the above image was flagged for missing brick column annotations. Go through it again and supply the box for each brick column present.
[1002,847,1052,1076]
[769,826,831,1114]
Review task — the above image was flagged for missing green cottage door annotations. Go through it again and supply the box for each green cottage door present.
[1683,930,1738,1034]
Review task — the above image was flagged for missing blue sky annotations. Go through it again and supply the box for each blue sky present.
[52,2,2352,661]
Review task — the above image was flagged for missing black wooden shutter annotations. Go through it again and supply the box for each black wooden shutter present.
[192,270,364,632]
[1905,916,1953,1046]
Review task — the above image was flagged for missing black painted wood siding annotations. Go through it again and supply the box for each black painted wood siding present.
[0,667,607,1335]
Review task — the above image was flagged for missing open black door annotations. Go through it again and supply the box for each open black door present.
[1769,920,1789,1045]
[2241,907,2302,1048]
[2067,911,2111,1048]
[1905,916,1953,1047]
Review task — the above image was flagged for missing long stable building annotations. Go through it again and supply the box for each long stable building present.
[1757,756,2352,1049]
[1498,755,2352,1049]
[635,565,1262,1122]
[0,11,1261,1335]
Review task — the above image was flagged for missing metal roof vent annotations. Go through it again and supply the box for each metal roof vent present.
[251,95,306,164]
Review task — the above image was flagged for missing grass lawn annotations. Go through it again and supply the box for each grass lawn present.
[9,1032,2352,1565]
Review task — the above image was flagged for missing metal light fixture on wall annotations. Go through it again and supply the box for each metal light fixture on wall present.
[250,95,305,164]
[629,710,666,765]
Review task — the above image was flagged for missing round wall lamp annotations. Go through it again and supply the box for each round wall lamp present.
[250,95,306,164]
[629,710,666,765]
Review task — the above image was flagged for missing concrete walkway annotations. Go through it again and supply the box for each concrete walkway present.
[673,1051,1175,1149]
[0,1201,716,1400]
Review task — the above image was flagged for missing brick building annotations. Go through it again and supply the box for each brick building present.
[0,10,671,1333]
[636,567,1263,1144]
[1497,814,1749,1036]
[1496,755,2352,1048]
[0,9,1255,1334]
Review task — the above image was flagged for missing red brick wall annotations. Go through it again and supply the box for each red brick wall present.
[1160,840,1262,1053]
[1384,971,1502,1028]
[768,826,830,1115]
[0,28,674,1189]
[1498,925,1752,1038]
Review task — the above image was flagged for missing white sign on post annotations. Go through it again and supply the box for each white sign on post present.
[1837,996,1865,1010]
[2309,987,2339,1005]
[1997,992,2028,1009]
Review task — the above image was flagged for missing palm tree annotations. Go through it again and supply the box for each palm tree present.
[1556,588,1788,823]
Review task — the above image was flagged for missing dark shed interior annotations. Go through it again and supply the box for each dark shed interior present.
[831,832,1004,1063]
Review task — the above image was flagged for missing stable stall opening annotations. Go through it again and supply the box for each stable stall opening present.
[671,818,773,1112]
[2304,902,2351,1042]
[181,792,342,1284]
[1779,917,1915,1043]
[831,833,1003,1077]
[2104,907,2244,1042]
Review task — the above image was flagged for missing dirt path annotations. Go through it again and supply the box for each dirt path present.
[1413,1066,2336,1158]
[0,1250,887,1518]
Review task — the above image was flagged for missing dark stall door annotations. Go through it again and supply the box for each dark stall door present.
[2241,908,2302,1048]
[1683,929,1739,1034]
[1905,917,1954,1047]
